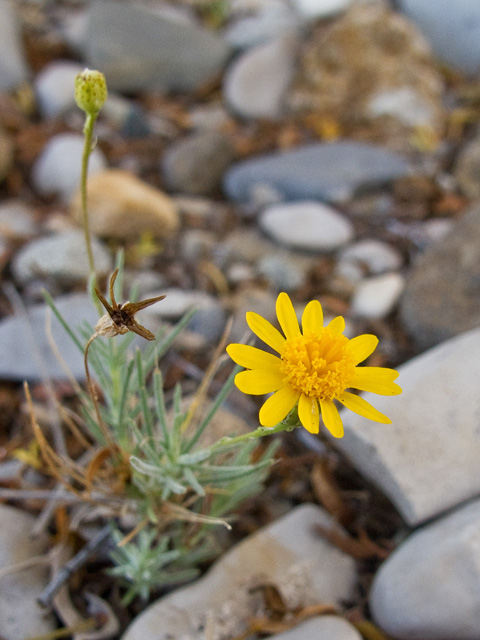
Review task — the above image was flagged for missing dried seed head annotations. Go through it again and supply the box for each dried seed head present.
[75,68,108,115]
[94,313,128,339]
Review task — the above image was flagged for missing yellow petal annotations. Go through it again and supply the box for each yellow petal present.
[259,386,300,427]
[319,399,344,437]
[337,391,391,424]
[347,334,378,364]
[276,292,300,340]
[302,300,324,334]
[246,311,285,353]
[226,343,281,371]
[298,394,320,434]
[350,367,402,396]
[234,369,285,395]
[327,315,345,334]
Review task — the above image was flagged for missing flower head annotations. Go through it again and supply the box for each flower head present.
[75,68,108,116]
[227,293,401,438]
[94,269,165,341]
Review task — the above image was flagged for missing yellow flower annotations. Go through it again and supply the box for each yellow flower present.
[226,293,401,438]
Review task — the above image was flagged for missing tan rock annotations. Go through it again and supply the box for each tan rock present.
[70,169,179,239]
[287,2,446,150]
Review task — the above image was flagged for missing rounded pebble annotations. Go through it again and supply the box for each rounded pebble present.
[351,272,405,319]
[34,60,84,118]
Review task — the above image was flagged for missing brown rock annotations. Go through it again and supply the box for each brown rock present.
[70,169,179,239]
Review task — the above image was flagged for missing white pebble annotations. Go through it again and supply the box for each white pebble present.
[351,272,405,319]
[34,60,84,118]
[259,200,354,251]
[339,239,403,275]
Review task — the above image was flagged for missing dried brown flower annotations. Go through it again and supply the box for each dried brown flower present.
[94,269,165,341]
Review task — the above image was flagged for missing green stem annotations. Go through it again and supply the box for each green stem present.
[81,112,98,284]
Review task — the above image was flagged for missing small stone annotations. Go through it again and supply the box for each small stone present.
[397,0,480,75]
[223,35,298,119]
[290,0,353,20]
[85,1,230,92]
[339,239,404,275]
[0,0,29,90]
[121,505,357,640]
[12,230,112,287]
[454,134,480,199]
[335,326,480,526]
[31,133,106,203]
[69,169,179,239]
[34,60,84,118]
[257,251,310,292]
[162,131,235,196]
[371,499,480,639]
[229,287,278,342]
[259,201,354,251]
[0,505,55,640]
[269,616,362,640]
[351,272,405,319]
[0,200,38,239]
[400,205,480,349]
[224,141,410,204]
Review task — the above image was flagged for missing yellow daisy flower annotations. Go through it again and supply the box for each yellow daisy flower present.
[226,293,401,438]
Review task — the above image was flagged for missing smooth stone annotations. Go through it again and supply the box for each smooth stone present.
[257,251,310,292]
[70,169,179,239]
[121,504,357,640]
[259,201,354,251]
[335,326,480,526]
[223,141,410,204]
[397,0,480,75]
[31,133,107,203]
[162,131,235,196]
[223,0,300,50]
[12,230,112,287]
[0,293,96,381]
[0,200,38,239]
[34,60,84,118]
[223,35,298,119]
[371,499,480,639]
[0,0,29,89]
[0,505,55,639]
[351,272,405,319]
[269,616,362,640]
[338,239,403,275]
[0,126,13,182]
[400,205,480,349]
[84,1,230,92]
[291,0,353,20]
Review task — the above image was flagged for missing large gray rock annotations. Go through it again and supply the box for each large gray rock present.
[0,0,29,89]
[223,141,410,204]
[400,206,480,349]
[371,499,480,639]
[84,1,230,93]
[335,326,480,526]
[121,504,357,640]
[0,505,55,640]
[397,0,480,75]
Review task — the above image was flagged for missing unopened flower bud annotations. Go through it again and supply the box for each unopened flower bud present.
[75,68,107,115]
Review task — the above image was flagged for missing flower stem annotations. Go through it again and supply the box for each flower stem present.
[81,112,97,283]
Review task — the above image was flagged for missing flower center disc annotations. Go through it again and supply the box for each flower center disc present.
[279,329,356,400]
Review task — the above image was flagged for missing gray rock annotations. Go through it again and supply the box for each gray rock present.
[270,616,362,640]
[0,505,55,640]
[0,200,38,240]
[371,499,480,640]
[34,60,84,118]
[121,504,357,640]
[400,206,480,349]
[335,326,480,526]
[397,0,480,75]
[31,133,107,203]
[0,0,29,90]
[12,230,112,287]
[223,0,300,49]
[259,201,354,251]
[223,142,410,204]
[84,1,230,93]
[223,36,298,119]
[257,251,310,292]
[351,272,405,320]
[162,131,235,196]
